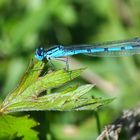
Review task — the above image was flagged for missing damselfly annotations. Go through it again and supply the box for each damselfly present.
[35,37,140,68]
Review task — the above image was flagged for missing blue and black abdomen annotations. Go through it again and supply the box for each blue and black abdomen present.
[63,38,140,57]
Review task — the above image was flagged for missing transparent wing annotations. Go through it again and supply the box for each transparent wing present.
[66,37,140,49]
[84,48,140,57]
[65,37,140,57]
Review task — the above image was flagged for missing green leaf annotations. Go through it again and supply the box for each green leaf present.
[18,68,84,99]
[0,115,38,140]
[3,60,45,103]
[2,85,114,113]
[0,60,114,114]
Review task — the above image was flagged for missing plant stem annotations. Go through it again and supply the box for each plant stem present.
[95,111,101,135]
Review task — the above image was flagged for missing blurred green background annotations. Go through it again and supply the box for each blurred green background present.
[1,0,140,139]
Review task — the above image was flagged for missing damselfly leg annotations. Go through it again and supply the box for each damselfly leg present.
[55,56,69,71]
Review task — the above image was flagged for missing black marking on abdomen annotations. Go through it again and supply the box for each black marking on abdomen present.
[104,48,108,52]
[87,49,91,53]
[121,47,125,50]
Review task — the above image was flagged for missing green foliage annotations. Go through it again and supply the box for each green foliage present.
[0,115,38,140]
[0,61,113,114]
[1,0,140,139]
[0,61,113,139]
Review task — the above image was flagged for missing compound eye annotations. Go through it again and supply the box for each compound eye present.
[37,48,44,56]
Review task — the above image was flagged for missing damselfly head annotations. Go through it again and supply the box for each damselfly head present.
[35,47,45,61]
